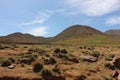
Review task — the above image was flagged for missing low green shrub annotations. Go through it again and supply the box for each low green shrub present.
[33,62,43,73]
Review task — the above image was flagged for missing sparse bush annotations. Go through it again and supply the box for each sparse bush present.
[44,57,56,65]
[61,49,68,54]
[1,60,12,67]
[8,57,15,63]
[0,45,5,49]
[105,57,113,61]
[53,65,61,74]
[104,62,115,70]
[54,48,61,53]
[105,54,115,61]
[21,63,25,67]
[108,54,115,58]
[42,69,52,79]
[91,51,100,57]
[79,74,87,80]
[49,57,56,64]
[33,62,43,73]
[45,54,50,57]
[23,46,28,48]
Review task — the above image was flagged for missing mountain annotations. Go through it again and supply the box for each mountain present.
[105,30,120,38]
[53,25,103,41]
[52,25,120,45]
[0,32,47,44]
[0,25,120,45]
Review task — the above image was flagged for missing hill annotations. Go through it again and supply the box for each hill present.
[0,25,120,46]
[105,30,120,38]
[53,25,103,41]
[52,25,120,46]
[0,32,47,44]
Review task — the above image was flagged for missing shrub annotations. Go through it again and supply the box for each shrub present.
[23,46,28,48]
[0,45,5,49]
[49,57,56,64]
[54,48,61,53]
[44,57,56,65]
[91,51,100,57]
[108,54,115,58]
[42,69,52,79]
[105,57,113,61]
[1,60,12,67]
[61,49,68,54]
[104,62,115,70]
[105,54,115,61]
[53,65,61,74]
[8,57,15,63]
[33,62,43,73]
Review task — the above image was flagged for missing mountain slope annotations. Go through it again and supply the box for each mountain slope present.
[53,25,103,41]
[0,32,47,44]
[105,30,120,38]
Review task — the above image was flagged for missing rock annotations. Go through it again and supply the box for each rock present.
[1,60,12,67]
[18,58,31,64]
[81,56,98,62]
[113,57,120,68]
[8,64,16,69]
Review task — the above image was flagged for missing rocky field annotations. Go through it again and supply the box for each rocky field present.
[0,44,120,80]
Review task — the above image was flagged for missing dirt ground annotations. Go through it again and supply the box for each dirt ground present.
[0,44,120,80]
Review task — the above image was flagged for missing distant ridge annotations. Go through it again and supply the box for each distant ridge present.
[105,30,120,38]
[0,32,46,44]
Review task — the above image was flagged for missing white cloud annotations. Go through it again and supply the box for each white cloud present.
[17,11,52,26]
[106,16,120,25]
[26,27,48,36]
[65,0,120,16]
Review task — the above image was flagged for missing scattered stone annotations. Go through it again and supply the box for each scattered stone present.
[18,58,31,64]
[8,64,16,69]
[81,56,98,62]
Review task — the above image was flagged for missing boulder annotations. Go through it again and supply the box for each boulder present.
[18,58,31,64]
[8,64,16,69]
[81,56,98,62]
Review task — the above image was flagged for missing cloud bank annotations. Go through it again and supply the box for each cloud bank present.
[65,0,120,16]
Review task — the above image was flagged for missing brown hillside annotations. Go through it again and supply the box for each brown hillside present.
[53,25,103,41]
[0,32,47,44]
[105,30,120,38]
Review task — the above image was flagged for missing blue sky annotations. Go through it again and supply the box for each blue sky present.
[0,0,120,37]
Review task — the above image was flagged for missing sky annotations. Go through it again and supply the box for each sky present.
[0,0,120,37]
